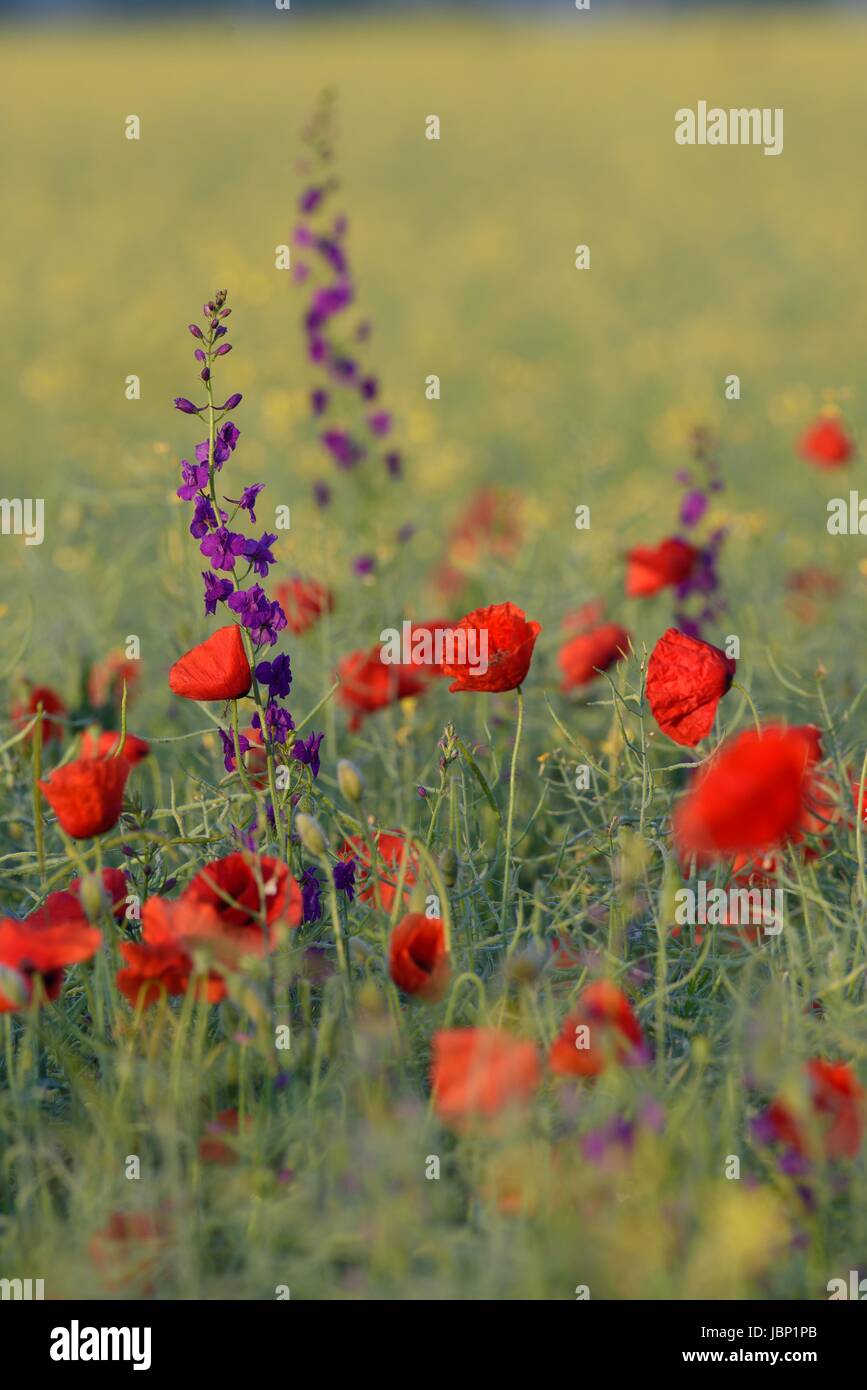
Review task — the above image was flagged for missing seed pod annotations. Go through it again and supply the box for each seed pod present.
[337,759,364,803]
[295,812,328,856]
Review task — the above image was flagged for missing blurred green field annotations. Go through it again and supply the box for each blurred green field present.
[2,13,867,1302]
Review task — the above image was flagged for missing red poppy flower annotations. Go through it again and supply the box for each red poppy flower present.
[389,913,449,999]
[80,729,150,765]
[88,652,142,709]
[198,1108,252,1165]
[799,417,854,469]
[0,894,101,1012]
[273,576,334,635]
[435,488,524,600]
[561,598,607,635]
[431,1027,540,1124]
[182,853,302,951]
[625,538,698,598]
[116,897,227,1008]
[761,1059,864,1161]
[443,602,541,693]
[11,684,67,744]
[168,624,251,701]
[69,866,130,922]
[646,627,736,747]
[338,831,418,913]
[673,725,818,861]
[548,981,646,1077]
[785,568,841,624]
[39,755,130,839]
[336,645,430,731]
[89,1210,173,1294]
[559,622,630,691]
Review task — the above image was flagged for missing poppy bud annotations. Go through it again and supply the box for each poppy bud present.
[77,872,107,920]
[439,847,458,887]
[295,812,328,856]
[0,964,29,1010]
[337,759,364,803]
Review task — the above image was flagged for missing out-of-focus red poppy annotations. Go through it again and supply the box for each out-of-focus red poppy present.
[89,1210,174,1294]
[182,853,302,951]
[88,652,142,709]
[561,598,607,636]
[431,1027,540,1125]
[169,625,251,701]
[559,622,630,691]
[273,576,334,635]
[646,627,736,747]
[0,893,101,1012]
[69,866,130,922]
[11,684,67,744]
[760,1059,864,1161]
[338,831,418,913]
[443,601,541,693]
[198,1108,253,1165]
[548,981,646,1077]
[785,568,841,624]
[336,645,430,731]
[389,913,449,999]
[673,725,816,861]
[80,729,150,765]
[798,417,854,469]
[39,755,130,839]
[625,537,697,598]
[434,487,524,600]
[116,897,228,1008]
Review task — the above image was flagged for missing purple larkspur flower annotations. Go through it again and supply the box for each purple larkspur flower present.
[333,857,356,902]
[294,224,314,248]
[252,700,295,746]
[313,480,332,508]
[680,489,708,528]
[300,867,322,924]
[177,459,210,501]
[231,822,257,853]
[352,554,375,577]
[360,376,378,401]
[311,388,329,416]
[188,324,204,339]
[321,430,365,469]
[368,411,391,437]
[292,730,324,779]
[396,522,416,544]
[220,393,243,410]
[582,1116,634,1164]
[200,527,247,571]
[202,570,233,615]
[255,652,292,700]
[317,237,347,275]
[244,531,277,578]
[174,397,201,414]
[218,726,251,773]
[190,494,218,539]
[330,356,358,384]
[225,483,264,522]
[384,451,402,478]
[299,185,324,214]
[228,585,287,645]
[307,335,326,364]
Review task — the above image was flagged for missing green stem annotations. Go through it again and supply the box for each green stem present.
[499,685,524,935]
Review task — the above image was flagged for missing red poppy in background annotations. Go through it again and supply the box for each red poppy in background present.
[116,897,227,1008]
[673,725,816,861]
[0,894,101,1012]
[443,602,541,693]
[559,622,630,691]
[646,627,737,747]
[39,755,130,839]
[88,652,142,709]
[548,980,646,1077]
[69,866,130,922]
[168,625,251,701]
[759,1059,864,1161]
[273,576,334,635]
[183,852,302,951]
[434,487,524,600]
[198,1108,252,1165]
[431,1028,540,1125]
[389,913,449,999]
[561,598,607,636]
[11,684,67,744]
[785,567,841,625]
[89,1209,173,1295]
[336,645,430,731]
[80,729,150,765]
[338,831,418,913]
[625,537,698,598]
[799,417,854,469]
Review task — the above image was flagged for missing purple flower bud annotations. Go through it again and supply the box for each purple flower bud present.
[215,343,232,356]
[194,349,206,363]
[220,393,243,410]
[188,324,204,339]
[313,481,331,509]
[201,367,210,382]
[174,397,200,414]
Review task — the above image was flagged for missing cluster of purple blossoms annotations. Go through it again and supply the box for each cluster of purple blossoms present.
[293,92,412,571]
[673,426,728,640]
[173,290,323,785]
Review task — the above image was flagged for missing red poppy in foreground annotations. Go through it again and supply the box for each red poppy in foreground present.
[673,725,816,861]
[336,645,430,731]
[0,894,101,1012]
[646,627,737,747]
[116,898,227,1008]
[798,417,854,469]
[443,602,541,693]
[559,622,630,691]
[11,684,67,744]
[168,624,251,701]
[625,538,697,598]
[338,831,418,913]
[80,729,150,765]
[548,981,646,1077]
[274,576,334,635]
[182,852,302,951]
[757,1059,863,1161]
[431,1028,540,1125]
[39,755,130,839]
[389,913,449,999]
